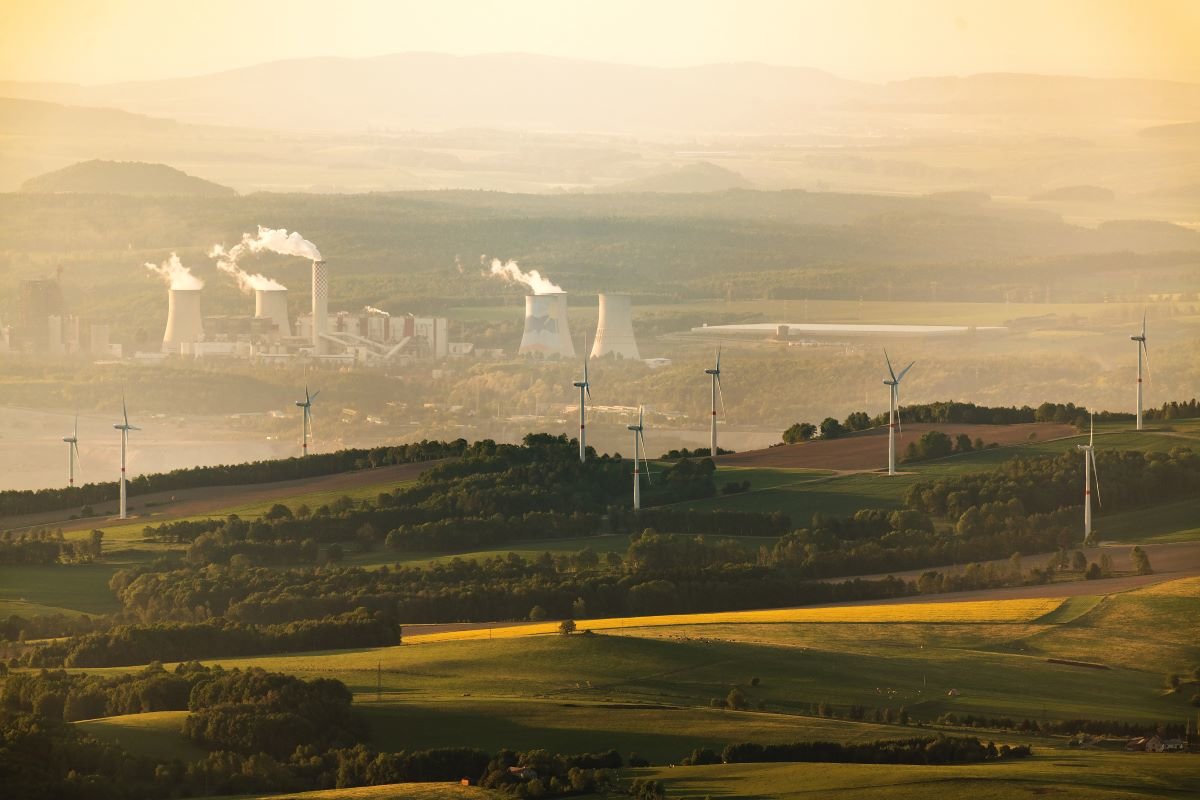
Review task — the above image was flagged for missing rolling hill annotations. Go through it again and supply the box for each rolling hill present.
[3,55,1198,134]
[19,159,234,196]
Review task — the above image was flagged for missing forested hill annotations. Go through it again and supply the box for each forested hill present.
[20,159,234,196]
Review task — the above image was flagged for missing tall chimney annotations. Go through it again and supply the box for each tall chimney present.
[591,293,639,359]
[518,293,575,358]
[311,260,328,354]
[162,288,203,353]
[255,288,290,337]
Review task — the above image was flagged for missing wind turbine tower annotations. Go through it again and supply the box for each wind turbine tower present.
[883,351,915,476]
[704,348,727,457]
[572,337,591,463]
[63,415,80,487]
[113,397,140,519]
[296,385,319,456]
[627,406,650,510]
[1076,415,1102,543]
[1131,314,1149,431]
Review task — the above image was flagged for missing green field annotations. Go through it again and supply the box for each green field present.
[638,750,1200,800]
[62,576,1200,797]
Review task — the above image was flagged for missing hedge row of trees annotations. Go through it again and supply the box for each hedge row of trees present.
[781,398,1161,443]
[18,609,399,669]
[0,528,103,565]
[0,439,469,517]
[718,736,1032,765]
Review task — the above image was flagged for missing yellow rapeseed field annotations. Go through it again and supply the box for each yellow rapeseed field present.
[404,597,1065,644]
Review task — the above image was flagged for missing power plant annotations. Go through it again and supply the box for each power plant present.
[254,287,291,337]
[591,293,640,360]
[162,288,204,353]
[518,293,575,358]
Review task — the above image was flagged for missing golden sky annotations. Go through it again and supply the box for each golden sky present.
[2,0,1198,85]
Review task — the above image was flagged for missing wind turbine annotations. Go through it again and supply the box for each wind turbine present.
[63,415,81,488]
[627,406,651,510]
[1076,414,1102,543]
[705,348,727,457]
[296,385,319,456]
[1131,313,1149,431]
[113,397,140,519]
[572,336,591,463]
[883,350,915,476]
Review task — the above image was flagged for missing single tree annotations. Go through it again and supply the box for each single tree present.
[559,619,576,635]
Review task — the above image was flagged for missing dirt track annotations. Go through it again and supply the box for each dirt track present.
[1,460,440,534]
[715,422,1079,471]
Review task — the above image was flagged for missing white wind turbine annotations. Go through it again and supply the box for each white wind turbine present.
[883,350,915,476]
[627,406,651,510]
[573,335,591,463]
[1131,313,1149,431]
[63,415,81,488]
[705,348,727,457]
[113,396,140,519]
[1076,414,1102,544]
[296,385,319,456]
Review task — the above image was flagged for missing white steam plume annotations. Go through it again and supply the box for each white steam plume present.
[484,257,563,295]
[145,253,203,290]
[209,226,321,292]
[364,306,390,316]
[209,243,286,292]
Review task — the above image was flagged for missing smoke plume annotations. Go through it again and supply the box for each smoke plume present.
[145,253,203,290]
[485,257,563,294]
[209,226,322,293]
[364,306,390,316]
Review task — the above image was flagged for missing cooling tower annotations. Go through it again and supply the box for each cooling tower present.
[311,260,328,354]
[518,293,575,358]
[255,288,290,336]
[162,288,203,353]
[590,293,639,359]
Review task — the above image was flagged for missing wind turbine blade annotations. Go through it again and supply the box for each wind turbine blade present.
[1090,450,1102,507]
[1141,340,1151,384]
[74,414,78,440]
[639,405,644,429]
[1142,311,1146,340]
[894,385,902,433]
[1089,414,1094,447]
[884,349,896,382]
[311,390,320,402]
[716,346,722,372]
[896,361,915,383]
[716,374,728,421]
[122,395,129,428]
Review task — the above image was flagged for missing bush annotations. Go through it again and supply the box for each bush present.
[559,619,576,635]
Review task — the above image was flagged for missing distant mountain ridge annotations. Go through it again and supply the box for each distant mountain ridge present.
[604,162,754,193]
[21,160,234,196]
[2,53,1197,134]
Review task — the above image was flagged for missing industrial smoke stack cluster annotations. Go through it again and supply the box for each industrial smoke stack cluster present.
[590,293,639,359]
[162,288,203,353]
[255,287,290,336]
[518,293,575,358]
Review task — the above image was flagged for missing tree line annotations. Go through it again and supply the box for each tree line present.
[0,439,468,517]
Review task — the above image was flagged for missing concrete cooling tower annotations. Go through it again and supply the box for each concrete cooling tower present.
[255,288,290,336]
[311,260,328,354]
[162,288,203,353]
[518,293,575,358]
[590,293,639,359]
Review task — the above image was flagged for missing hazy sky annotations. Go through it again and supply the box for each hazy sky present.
[3,0,1198,85]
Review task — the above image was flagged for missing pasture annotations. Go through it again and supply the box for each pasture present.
[638,749,1200,800]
